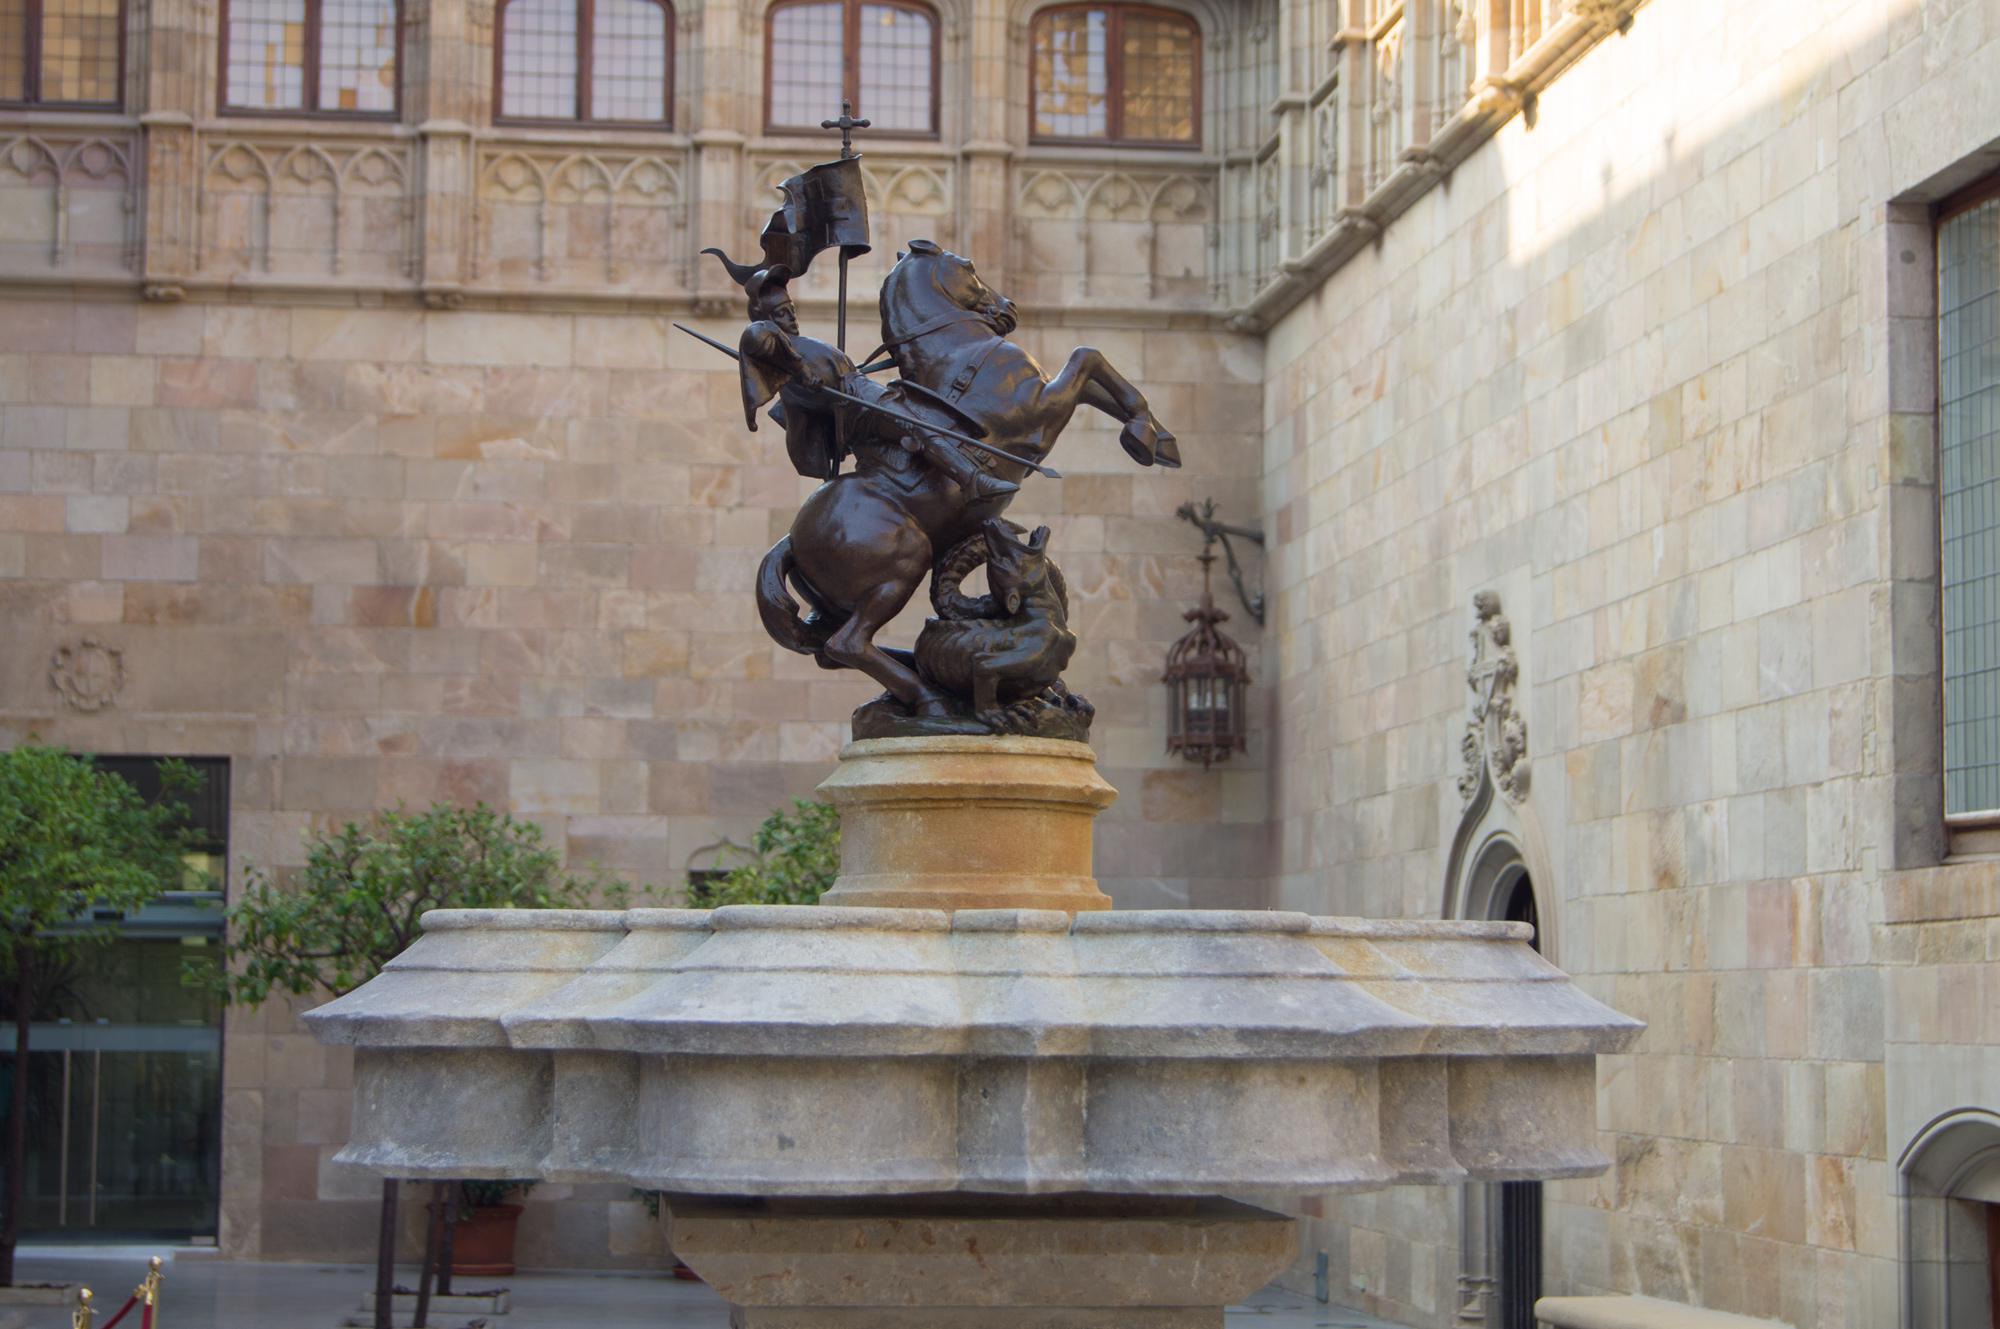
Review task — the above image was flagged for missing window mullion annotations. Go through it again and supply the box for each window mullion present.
[304,0,321,110]
[579,0,593,120]
[24,0,41,102]
[843,0,858,115]
[1106,6,1122,143]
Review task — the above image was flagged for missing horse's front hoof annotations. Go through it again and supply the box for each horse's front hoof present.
[1152,427,1182,468]
[1118,418,1159,467]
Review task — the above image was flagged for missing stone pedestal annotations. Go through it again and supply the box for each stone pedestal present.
[666,1195,1296,1328]
[815,737,1116,914]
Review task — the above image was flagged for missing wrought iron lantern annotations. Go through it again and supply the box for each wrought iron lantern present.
[1164,548,1251,767]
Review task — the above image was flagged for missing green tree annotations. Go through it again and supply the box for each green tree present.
[191,803,628,1004]
[697,799,839,906]
[0,745,203,1285]
[189,803,635,1329]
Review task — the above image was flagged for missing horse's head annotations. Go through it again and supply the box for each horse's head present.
[879,239,1018,351]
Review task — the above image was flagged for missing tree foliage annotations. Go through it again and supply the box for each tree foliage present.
[190,803,631,1005]
[698,799,840,907]
[0,745,200,972]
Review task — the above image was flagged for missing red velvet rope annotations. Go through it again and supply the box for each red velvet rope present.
[98,1294,139,1329]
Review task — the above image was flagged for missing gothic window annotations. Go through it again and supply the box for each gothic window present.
[220,0,398,114]
[1941,177,2000,817]
[495,0,672,123]
[765,0,936,136]
[0,0,121,106]
[1029,3,1198,147]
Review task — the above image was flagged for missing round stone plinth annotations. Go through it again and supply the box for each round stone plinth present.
[815,736,1116,914]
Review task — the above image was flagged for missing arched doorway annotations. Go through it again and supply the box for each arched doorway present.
[1446,828,1550,1327]
[1901,1109,2000,1327]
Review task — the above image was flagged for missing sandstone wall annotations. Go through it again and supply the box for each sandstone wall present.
[1260,0,2000,1323]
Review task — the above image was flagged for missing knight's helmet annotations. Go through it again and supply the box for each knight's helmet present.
[703,248,795,323]
[703,248,801,431]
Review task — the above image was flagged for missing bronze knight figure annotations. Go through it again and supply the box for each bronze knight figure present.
[679,125,1177,742]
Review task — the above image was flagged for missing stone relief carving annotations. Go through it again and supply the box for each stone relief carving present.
[0,133,137,271]
[199,138,414,278]
[1012,167,1215,299]
[1458,590,1528,805]
[50,636,125,713]
[476,147,686,286]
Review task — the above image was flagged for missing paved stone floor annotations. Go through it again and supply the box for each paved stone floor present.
[13,1247,1410,1328]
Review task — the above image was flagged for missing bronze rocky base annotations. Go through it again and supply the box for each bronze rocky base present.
[850,684,1094,742]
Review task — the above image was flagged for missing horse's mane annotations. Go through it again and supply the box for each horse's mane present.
[877,244,952,345]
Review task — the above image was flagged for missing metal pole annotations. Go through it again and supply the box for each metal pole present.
[837,254,848,352]
[88,1050,100,1227]
[412,1181,448,1328]
[58,1050,70,1226]
[373,1179,399,1329]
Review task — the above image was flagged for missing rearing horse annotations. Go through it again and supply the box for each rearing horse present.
[755,240,1178,717]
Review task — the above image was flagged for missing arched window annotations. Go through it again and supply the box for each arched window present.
[1030,3,1197,146]
[220,0,397,114]
[1,0,122,106]
[765,0,936,136]
[495,0,672,124]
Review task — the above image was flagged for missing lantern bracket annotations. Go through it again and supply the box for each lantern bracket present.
[1176,499,1265,626]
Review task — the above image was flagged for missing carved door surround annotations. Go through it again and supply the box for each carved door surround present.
[1443,588,1553,1326]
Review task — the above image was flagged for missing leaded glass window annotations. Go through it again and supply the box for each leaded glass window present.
[1031,3,1197,146]
[496,0,671,124]
[1942,183,2000,817]
[1,0,122,107]
[766,0,935,136]
[222,0,396,114]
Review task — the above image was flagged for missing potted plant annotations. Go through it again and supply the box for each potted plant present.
[452,1181,536,1277]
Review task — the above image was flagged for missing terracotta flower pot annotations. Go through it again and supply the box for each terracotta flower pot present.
[451,1202,524,1277]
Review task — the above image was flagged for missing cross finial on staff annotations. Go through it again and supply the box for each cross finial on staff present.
[822,100,870,159]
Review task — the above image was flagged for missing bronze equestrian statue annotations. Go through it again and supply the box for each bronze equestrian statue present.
[682,136,1176,741]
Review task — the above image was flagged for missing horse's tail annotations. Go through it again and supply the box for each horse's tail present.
[756,536,831,655]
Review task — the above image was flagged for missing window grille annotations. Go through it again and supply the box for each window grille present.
[1,0,121,106]
[221,0,397,114]
[495,0,671,124]
[1941,185,2000,817]
[1030,3,1198,147]
[766,0,935,136]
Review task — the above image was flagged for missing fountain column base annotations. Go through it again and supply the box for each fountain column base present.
[816,736,1116,914]
[666,1194,1297,1328]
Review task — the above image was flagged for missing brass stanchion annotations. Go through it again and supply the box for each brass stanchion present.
[137,1256,162,1329]
[71,1287,94,1329]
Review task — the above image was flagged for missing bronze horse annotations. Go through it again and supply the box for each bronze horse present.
[756,241,1179,718]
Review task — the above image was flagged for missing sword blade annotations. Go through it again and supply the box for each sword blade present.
[672,322,740,361]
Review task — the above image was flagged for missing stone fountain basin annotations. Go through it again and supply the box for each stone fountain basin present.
[303,905,1640,1197]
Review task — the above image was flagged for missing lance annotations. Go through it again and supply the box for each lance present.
[822,101,869,353]
[671,324,1062,480]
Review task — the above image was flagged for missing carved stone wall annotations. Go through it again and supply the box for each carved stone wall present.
[0,130,138,275]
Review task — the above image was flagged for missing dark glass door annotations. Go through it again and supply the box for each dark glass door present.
[18,924,225,1237]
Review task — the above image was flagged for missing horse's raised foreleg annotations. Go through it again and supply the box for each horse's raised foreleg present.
[1042,349,1180,468]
